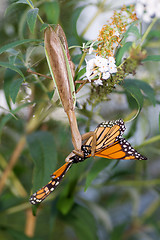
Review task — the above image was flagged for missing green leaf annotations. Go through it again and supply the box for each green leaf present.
[47,90,55,100]
[0,62,25,81]
[9,55,19,65]
[27,8,39,33]
[7,48,20,56]
[75,67,86,81]
[124,119,138,139]
[85,158,111,191]
[5,0,34,16]
[146,30,160,40]
[0,39,42,55]
[116,42,132,66]
[125,79,156,106]
[123,79,144,111]
[57,160,91,214]
[27,131,57,192]
[121,21,140,44]
[111,223,126,240]
[16,0,29,4]
[0,103,31,139]
[159,113,160,132]
[134,79,156,106]
[57,196,74,215]
[10,78,24,103]
[70,6,84,43]
[40,23,49,32]
[16,0,34,6]
[3,69,16,109]
[44,2,60,24]
[70,204,98,240]
[128,25,141,39]
[142,55,160,62]
[7,226,39,240]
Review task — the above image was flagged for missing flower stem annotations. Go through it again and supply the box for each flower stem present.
[137,134,160,148]
[75,52,87,76]
[26,0,44,24]
[141,17,157,46]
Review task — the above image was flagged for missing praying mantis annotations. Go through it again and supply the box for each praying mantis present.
[44,25,97,160]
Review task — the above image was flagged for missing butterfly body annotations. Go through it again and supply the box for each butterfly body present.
[30,119,147,205]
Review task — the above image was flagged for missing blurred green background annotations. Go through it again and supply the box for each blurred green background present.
[0,0,160,239]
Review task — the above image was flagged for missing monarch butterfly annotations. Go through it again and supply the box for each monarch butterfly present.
[29,119,147,204]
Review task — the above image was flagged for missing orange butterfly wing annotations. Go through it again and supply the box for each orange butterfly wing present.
[95,138,147,160]
[84,119,147,160]
[30,162,72,204]
[85,119,125,152]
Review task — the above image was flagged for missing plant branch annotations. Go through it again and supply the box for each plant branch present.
[0,155,27,197]
[25,209,36,237]
[76,80,88,93]
[0,136,26,194]
[137,135,160,148]
[27,68,52,80]
[107,179,160,187]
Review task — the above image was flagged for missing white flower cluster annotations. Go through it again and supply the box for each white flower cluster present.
[135,0,160,23]
[85,56,117,86]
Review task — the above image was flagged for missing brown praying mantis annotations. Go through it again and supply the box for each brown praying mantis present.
[44,25,97,160]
